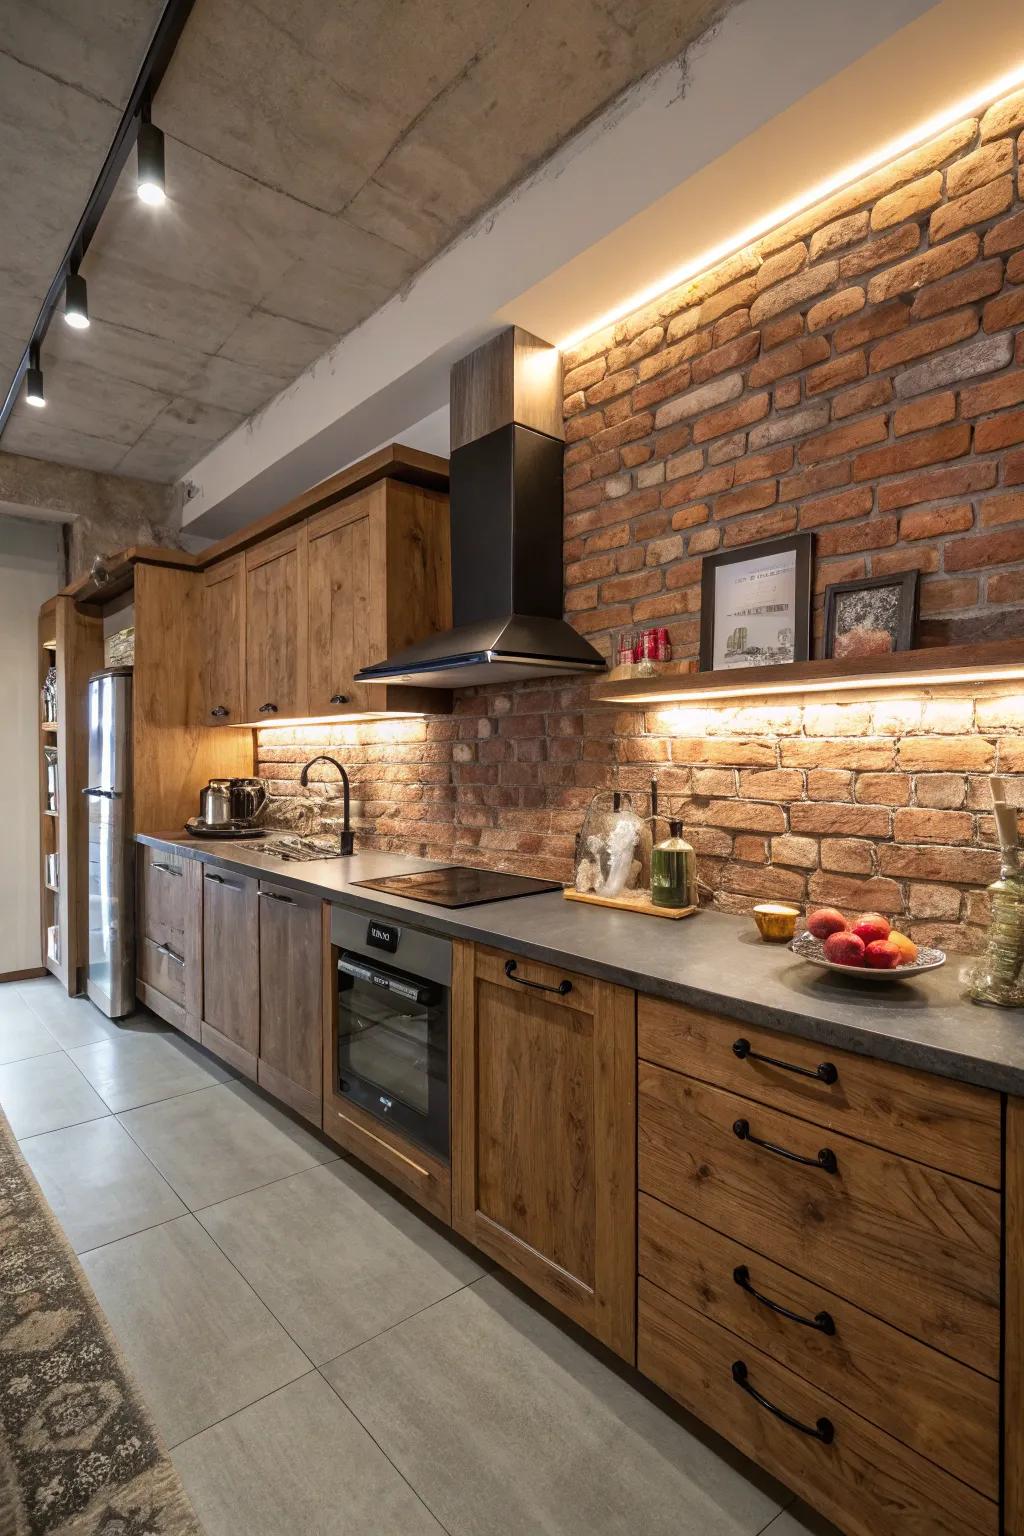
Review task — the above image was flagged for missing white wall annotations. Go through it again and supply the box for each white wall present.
[0,516,64,976]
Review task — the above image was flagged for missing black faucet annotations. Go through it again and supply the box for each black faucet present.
[299,756,354,856]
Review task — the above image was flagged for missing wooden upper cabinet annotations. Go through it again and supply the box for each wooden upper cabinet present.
[452,942,636,1361]
[202,557,245,725]
[245,526,308,722]
[306,479,451,716]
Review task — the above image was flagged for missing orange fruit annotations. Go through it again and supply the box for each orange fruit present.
[887,931,918,964]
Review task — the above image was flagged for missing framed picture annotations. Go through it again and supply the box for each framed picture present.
[699,533,813,672]
[823,571,919,660]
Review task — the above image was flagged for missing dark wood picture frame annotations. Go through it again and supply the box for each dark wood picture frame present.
[699,532,813,673]
[823,570,919,661]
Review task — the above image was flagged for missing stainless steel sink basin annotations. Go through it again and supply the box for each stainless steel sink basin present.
[235,833,340,862]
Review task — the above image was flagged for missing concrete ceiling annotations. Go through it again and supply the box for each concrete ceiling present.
[0,0,726,482]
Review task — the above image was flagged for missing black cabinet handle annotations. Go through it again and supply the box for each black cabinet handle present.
[259,890,294,904]
[733,1037,838,1086]
[733,1266,836,1336]
[731,1361,835,1443]
[330,693,350,706]
[210,705,230,718]
[206,872,243,891]
[258,702,278,714]
[504,958,572,996]
[733,1119,838,1175]
[155,942,185,966]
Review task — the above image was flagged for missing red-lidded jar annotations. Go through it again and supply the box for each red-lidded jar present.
[655,627,672,662]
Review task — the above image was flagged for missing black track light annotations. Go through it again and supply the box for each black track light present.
[25,343,45,407]
[64,269,90,330]
[137,100,166,206]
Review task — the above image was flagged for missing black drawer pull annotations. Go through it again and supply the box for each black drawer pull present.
[733,1037,838,1086]
[330,693,350,706]
[151,861,183,877]
[733,1118,838,1175]
[210,705,230,718]
[504,958,572,996]
[258,702,279,714]
[733,1266,836,1336]
[155,942,185,966]
[731,1361,834,1444]
[259,890,294,904]
[206,872,243,891]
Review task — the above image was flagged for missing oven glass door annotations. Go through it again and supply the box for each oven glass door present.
[337,952,449,1159]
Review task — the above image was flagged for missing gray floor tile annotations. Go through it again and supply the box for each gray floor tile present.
[324,1275,783,1536]
[173,1371,444,1536]
[0,993,60,1063]
[69,1030,230,1112]
[758,1505,842,1536]
[0,1051,109,1139]
[16,982,165,1050]
[118,1079,338,1210]
[200,1159,484,1364]
[80,1214,311,1446]
[21,1116,187,1252]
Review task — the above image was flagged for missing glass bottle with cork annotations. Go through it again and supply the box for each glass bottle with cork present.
[648,780,697,911]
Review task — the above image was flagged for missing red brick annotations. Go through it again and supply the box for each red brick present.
[975,408,1024,451]
[799,414,888,464]
[871,172,942,230]
[910,258,1004,319]
[980,89,1024,142]
[960,372,1024,415]
[930,177,1013,242]
[984,208,1024,256]
[947,140,1013,197]
[893,808,974,843]
[563,357,607,394]
[1005,448,1024,484]
[722,508,798,546]
[688,526,721,554]
[798,487,874,528]
[867,233,979,303]
[781,460,852,501]
[899,503,973,540]
[605,326,664,374]
[871,546,940,576]
[599,570,663,603]
[892,392,955,436]
[983,289,1024,332]
[944,527,1024,570]
[662,463,734,507]
[636,330,710,383]
[633,363,692,410]
[564,410,605,444]
[691,331,761,384]
[748,335,828,386]
[918,575,979,612]
[806,288,865,331]
[979,492,1024,526]
[814,516,898,556]
[588,412,653,455]
[761,312,805,350]
[838,223,920,280]
[853,423,971,481]
[669,502,711,532]
[733,446,794,485]
[834,298,909,352]
[664,558,702,590]
[585,368,636,406]
[989,570,1024,602]
[809,211,869,259]
[754,243,808,290]
[620,442,652,468]
[791,802,891,836]
[830,378,894,420]
[879,845,998,883]
[695,275,760,328]
[692,392,770,444]
[877,460,997,510]
[715,480,777,519]
[712,310,751,346]
[749,262,838,325]
[867,308,978,372]
[805,351,867,396]
[774,379,801,409]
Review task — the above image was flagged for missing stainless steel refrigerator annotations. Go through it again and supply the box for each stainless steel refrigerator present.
[84,667,134,1017]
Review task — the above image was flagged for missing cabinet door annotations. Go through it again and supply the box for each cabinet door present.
[201,866,259,1076]
[307,495,373,715]
[202,557,245,725]
[452,942,636,1360]
[257,881,323,1125]
[245,527,307,721]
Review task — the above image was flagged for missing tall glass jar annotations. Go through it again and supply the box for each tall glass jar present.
[970,852,1024,1007]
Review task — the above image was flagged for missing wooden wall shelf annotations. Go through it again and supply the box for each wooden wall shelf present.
[591,639,1024,706]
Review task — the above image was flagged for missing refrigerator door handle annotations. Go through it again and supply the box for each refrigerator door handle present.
[82,786,123,798]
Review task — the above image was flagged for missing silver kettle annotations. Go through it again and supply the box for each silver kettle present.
[199,779,234,826]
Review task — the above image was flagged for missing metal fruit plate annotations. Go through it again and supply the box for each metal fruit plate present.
[790,929,946,981]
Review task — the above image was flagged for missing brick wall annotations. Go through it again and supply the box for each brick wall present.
[259,87,1024,953]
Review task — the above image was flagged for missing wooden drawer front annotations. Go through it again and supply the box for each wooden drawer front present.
[638,1063,1000,1377]
[638,995,1001,1189]
[138,934,186,1006]
[639,1194,998,1498]
[138,847,187,946]
[639,1279,996,1536]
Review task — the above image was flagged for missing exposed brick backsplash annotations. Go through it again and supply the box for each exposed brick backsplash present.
[260,88,1024,954]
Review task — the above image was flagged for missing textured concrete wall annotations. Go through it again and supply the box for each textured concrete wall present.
[0,451,181,581]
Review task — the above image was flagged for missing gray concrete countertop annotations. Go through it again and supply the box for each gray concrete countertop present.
[137,831,1024,1096]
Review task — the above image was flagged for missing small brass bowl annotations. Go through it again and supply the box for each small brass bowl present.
[752,903,800,943]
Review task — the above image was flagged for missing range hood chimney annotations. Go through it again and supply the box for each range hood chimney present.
[355,327,606,689]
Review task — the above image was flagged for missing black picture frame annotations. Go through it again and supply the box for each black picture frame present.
[823,570,919,661]
[699,532,813,673]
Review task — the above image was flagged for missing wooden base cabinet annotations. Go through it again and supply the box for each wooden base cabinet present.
[257,880,322,1125]
[451,942,636,1360]
[200,866,259,1077]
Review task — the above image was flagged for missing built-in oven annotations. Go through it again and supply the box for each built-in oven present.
[331,904,451,1161]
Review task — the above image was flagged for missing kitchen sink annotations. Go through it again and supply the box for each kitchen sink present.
[235,833,341,862]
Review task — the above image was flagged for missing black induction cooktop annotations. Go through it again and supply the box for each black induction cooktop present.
[351,866,562,908]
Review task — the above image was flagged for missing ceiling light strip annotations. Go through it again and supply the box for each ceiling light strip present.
[559,60,1024,352]
[0,0,196,432]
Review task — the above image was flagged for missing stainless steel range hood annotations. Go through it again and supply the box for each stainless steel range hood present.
[356,327,605,690]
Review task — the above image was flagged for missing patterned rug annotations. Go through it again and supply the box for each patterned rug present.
[0,1105,202,1536]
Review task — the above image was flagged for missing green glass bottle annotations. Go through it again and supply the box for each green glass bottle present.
[650,819,696,910]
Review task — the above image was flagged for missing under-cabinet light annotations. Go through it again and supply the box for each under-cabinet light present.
[558,60,1024,351]
[237,713,428,730]
[599,666,1024,706]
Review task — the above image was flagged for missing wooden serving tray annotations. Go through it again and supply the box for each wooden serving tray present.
[564,888,697,920]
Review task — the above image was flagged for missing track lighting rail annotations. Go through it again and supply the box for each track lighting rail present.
[0,0,195,434]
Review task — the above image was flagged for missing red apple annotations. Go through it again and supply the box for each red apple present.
[807,907,848,940]
[852,912,891,946]
[864,939,900,970]
[824,931,865,967]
